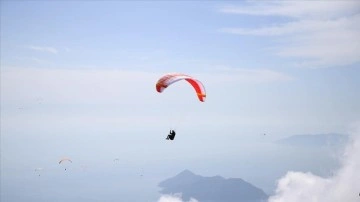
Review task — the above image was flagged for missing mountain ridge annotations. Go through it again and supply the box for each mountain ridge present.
[159,170,268,202]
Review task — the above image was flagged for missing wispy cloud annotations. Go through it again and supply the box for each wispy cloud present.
[15,56,49,64]
[220,1,360,19]
[26,45,58,54]
[269,124,360,202]
[63,47,71,52]
[219,1,360,68]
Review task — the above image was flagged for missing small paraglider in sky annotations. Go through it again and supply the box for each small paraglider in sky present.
[140,168,144,177]
[59,158,72,171]
[35,168,44,176]
[36,97,44,104]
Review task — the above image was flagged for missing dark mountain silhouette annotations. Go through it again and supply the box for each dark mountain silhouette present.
[159,169,268,202]
[276,133,349,147]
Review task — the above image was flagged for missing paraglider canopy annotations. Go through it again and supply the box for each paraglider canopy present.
[155,73,206,102]
[59,158,72,164]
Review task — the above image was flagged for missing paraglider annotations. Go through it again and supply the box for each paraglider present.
[156,73,206,140]
[35,168,44,176]
[59,158,72,171]
[140,168,144,177]
[113,158,120,165]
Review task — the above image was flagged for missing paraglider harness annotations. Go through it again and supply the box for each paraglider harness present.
[166,130,176,140]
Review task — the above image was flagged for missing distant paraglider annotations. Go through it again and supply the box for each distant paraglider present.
[35,168,44,176]
[140,168,144,177]
[59,158,72,171]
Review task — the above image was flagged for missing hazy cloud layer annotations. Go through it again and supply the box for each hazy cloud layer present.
[1,66,292,105]
[219,1,360,68]
[1,66,293,134]
[269,124,360,202]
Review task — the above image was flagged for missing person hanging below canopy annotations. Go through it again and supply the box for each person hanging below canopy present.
[166,130,176,140]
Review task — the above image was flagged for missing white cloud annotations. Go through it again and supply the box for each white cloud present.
[158,194,198,202]
[26,45,58,54]
[220,16,358,36]
[220,1,360,19]
[268,124,360,202]
[219,1,360,68]
[64,47,71,52]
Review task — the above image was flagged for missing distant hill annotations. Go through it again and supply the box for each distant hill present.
[276,133,349,147]
[158,170,268,202]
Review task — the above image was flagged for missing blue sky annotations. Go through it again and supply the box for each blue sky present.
[1,1,278,71]
[1,1,360,202]
[2,1,359,134]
